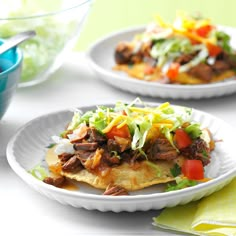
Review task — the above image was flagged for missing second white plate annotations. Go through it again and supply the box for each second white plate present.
[87,25,236,99]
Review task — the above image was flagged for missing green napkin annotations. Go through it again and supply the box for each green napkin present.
[153,178,236,236]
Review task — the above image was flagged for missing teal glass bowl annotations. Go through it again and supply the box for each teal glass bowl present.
[0,40,23,119]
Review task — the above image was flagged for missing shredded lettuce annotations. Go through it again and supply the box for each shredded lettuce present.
[67,111,83,130]
[215,31,232,53]
[151,37,195,67]
[0,2,80,84]
[67,108,109,132]
[179,46,209,73]
[161,106,175,115]
[136,12,235,77]
[89,108,109,132]
[185,123,202,139]
[64,99,201,153]
[166,177,198,191]
[161,126,177,151]
[80,111,95,124]
[130,119,152,150]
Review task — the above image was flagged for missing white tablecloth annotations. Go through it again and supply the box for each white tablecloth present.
[1,53,236,236]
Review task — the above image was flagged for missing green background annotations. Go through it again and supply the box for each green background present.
[76,0,236,51]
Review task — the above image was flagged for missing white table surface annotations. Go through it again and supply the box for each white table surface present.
[1,52,236,236]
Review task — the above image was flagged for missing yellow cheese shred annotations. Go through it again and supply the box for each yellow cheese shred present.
[102,115,125,133]
[117,120,127,129]
[153,123,173,129]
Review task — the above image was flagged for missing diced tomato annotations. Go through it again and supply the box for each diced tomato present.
[106,124,130,139]
[174,128,192,149]
[144,65,155,75]
[189,38,199,45]
[181,160,204,180]
[120,110,127,116]
[166,63,180,81]
[207,43,222,57]
[195,25,213,38]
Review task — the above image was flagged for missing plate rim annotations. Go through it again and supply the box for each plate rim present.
[6,103,236,202]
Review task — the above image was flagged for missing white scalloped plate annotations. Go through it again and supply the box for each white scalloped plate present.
[87,25,236,99]
[6,103,236,212]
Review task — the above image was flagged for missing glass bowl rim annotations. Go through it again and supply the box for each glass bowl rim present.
[0,0,92,20]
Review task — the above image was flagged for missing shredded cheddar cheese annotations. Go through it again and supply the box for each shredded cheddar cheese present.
[117,120,127,129]
[153,123,173,129]
[102,115,125,133]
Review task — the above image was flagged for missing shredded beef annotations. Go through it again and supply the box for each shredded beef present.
[188,63,213,81]
[227,54,236,67]
[43,176,66,187]
[56,124,212,176]
[175,53,196,65]
[101,148,121,166]
[73,142,98,151]
[75,150,96,162]
[217,52,236,67]
[107,138,131,153]
[87,128,106,143]
[107,139,121,153]
[58,153,74,163]
[147,138,178,161]
[180,138,211,166]
[115,42,143,64]
[103,184,129,196]
[62,156,82,172]
[211,60,231,72]
[140,41,153,58]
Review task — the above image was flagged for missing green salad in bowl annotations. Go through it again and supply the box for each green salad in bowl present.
[0,0,93,87]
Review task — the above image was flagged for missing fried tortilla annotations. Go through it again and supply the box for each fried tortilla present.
[114,63,236,84]
[46,146,185,191]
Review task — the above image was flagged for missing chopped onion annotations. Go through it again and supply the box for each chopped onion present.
[51,136,75,155]
[207,57,216,65]
[161,59,174,73]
